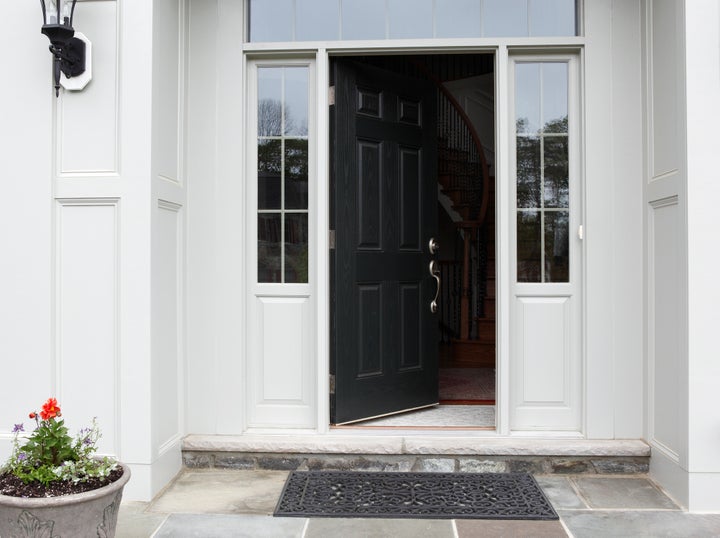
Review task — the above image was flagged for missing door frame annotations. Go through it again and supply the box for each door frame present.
[322,49,506,433]
[241,43,587,437]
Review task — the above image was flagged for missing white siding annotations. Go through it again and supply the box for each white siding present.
[643,0,689,508]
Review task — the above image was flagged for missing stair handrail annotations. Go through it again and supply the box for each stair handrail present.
[411,61,491,227]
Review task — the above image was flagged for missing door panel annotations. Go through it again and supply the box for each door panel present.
[332,59,438,424]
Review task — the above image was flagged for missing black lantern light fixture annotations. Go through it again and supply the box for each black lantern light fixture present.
[39,0,86,97]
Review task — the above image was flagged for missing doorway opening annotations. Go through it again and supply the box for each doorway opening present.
[330,54,496,428]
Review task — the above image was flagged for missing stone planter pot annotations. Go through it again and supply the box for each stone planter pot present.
[0,464,130,538]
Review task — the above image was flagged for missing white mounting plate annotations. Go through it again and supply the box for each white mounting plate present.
[60,32,92,91]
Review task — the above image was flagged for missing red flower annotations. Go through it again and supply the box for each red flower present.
[28,412,36,419]
[40,398,60,421]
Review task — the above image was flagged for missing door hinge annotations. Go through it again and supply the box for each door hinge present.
[329,374,336,394]
[329,85,335,106]
[329,229,336,249]
[578,224,584,240]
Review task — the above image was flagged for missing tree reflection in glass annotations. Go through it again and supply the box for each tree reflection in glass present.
[515,61,570,283]
[544,212,569,282]
[257,66,310,284]
[517,211,542,282]
[258,214,282,282]
[516,133,541,208]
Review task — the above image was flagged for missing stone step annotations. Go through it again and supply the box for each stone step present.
[182,435,650,476]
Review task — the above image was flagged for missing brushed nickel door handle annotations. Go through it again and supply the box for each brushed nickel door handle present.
[429,260,440,314]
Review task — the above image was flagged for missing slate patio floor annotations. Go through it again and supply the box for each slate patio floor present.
[117,469,720,537]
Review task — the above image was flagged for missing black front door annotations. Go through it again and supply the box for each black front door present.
[331,59,439,424]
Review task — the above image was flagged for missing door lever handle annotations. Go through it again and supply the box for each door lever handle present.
[429,260,441,314]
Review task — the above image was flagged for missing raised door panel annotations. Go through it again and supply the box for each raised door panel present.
[358,140,383,249]
[399,147,421,251]
[358,284,383,377]
[247,296,316,428]
[511,294,580,430]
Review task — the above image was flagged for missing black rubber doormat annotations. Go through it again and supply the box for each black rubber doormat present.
[274,471,558,520]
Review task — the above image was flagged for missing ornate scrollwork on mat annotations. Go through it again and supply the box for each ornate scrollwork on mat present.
[274,471,558,520]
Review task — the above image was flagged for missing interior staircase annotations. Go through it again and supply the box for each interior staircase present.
[434,79,496,369]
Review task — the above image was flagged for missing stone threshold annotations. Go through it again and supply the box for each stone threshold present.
[183,434,650,457]
[182,435,650,475]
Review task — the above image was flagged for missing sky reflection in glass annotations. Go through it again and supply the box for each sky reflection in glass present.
[249,0,577,42]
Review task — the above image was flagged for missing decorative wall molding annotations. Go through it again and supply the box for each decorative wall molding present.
[56,0,120,176]
[649,195,679,209]
[54,198,120,455]
[154,199,185,452]
[158,199,183,212]
[154,0,187,186]
[646,198,682,458]
[651,438,680,464]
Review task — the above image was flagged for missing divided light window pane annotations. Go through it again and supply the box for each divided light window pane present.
[296,0,339,41]
[483,0,528,37]
[257,66,310,284]
[515,61,570,283]
[529,0,576,37]
[341,0,386,40]
[250,0,293,42]
[388,0,433,39]
[435,0,482,38]
[515,63,541,134]
[248,0,577,42]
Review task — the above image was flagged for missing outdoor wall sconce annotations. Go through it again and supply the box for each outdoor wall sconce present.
[39,0,92,97]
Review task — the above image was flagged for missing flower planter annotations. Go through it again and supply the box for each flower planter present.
[0,464,130,538]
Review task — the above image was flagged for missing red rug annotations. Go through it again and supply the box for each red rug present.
[439,367,495,404]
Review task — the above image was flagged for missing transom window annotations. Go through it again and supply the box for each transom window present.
[248,0,577,42]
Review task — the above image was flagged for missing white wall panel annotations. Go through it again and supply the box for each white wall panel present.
[154,0,182,183]
[649,199,681,457]
[0,3,54,461]
[684,0,720,481]
[643,0,690,508]
[152,201,183,451]
[185,0,219,434]
[59,1,118,175]
[609,0,644,439]
[56,200,119,454]
[649,0,679,179]
[248,295,316,428]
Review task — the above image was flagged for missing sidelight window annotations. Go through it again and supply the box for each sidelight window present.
[256,66,310,283]
[514,61,571,283]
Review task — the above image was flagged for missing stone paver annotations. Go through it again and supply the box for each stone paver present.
[115,501,166,538]
[455,519,569,537]
[305,517,454,537]
[535,476,586,510]
[152,513,306,538]
[114,470,720,538]
[147,469,289,515]
[572,477,679,510]
[560,510,720,538]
